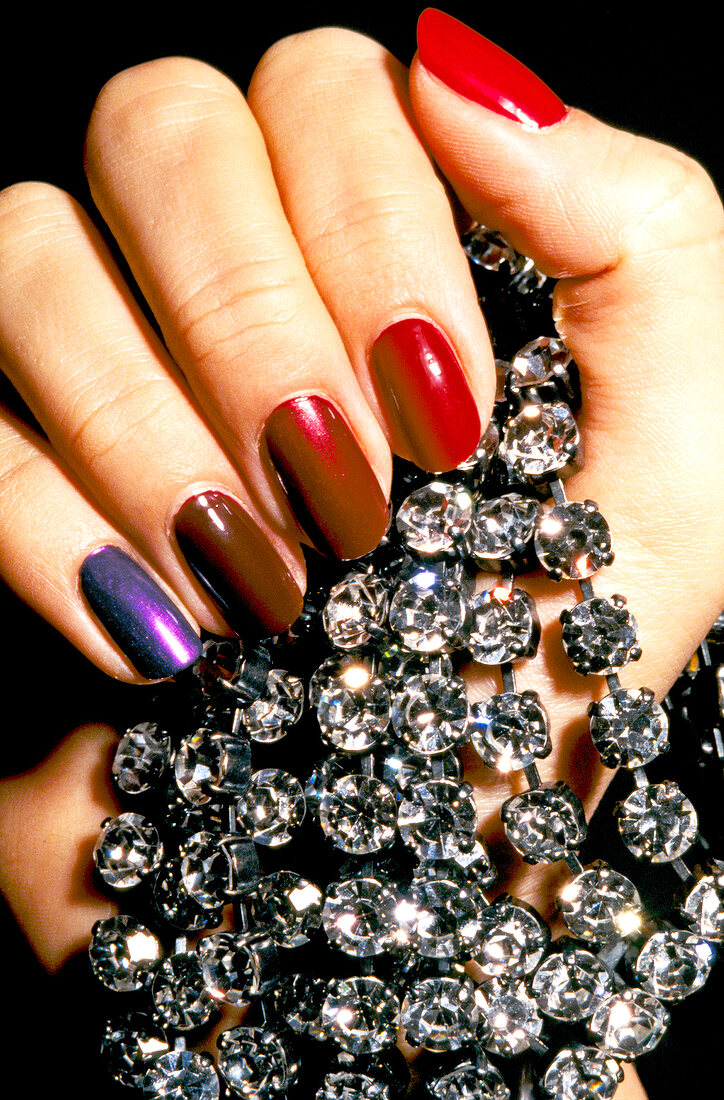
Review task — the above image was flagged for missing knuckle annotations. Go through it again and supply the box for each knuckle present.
[249,26,386,107]
[629,146,724,252]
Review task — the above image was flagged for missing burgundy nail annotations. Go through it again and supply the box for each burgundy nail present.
[264,396,389,560]
[370,318,481,472]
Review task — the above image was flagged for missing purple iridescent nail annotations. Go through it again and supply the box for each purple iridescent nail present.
[80,545,201,679]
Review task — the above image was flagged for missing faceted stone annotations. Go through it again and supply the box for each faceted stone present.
[397,778,477,860]
[242,669,304,743]
[463,586,540,664]
[470,690,551,771]
[589,688,669,768]
[454,418,500,477]
[323,573,390,650]
[251,871,324,948]
[509,337,573,391]
[407,865,483,958]
[142,1051,219,1100]
[428,1059,510,1100]
[462,224,517,270]
[531,947,613,1021]
[217,1025,299,1098]
[477,978,544,1056]
[175,728,251,805]
[499,402,579,478]
[310,655,376,706]
[634,930,714,1001]
[274,974,327,1040]
[112,721,170,795]
[477,896,549,979]
[101,1013,170,1089]
[197,932,253,1005]
[559,862,644,944]
[152,951,215,1030]
[395,481,473,556]
[560,597,641,676]
[195,637,270,705]
[589,988,669,1059]
[321,976,400,1053]
[304,753,349,814]
[179,830,234,909]
[681,862,724,941]
[89,915,162,992]
[388,571,466,652]
[317,1072,391,1100]
[381,743,461,794]
[471,493,541,562]
[316,668,391,753]
[391,674,469,755]
[237,769,306,847]
[402,976,479,1051]
[541,1047,623,1100]
[615,781,698,863]
[320,775,397,854]
[94,812,163,890]
[501,783,587,863]
[452,838,498,889]
[322,877,400,956]
[534,500,613,581]
[153,858,224,933]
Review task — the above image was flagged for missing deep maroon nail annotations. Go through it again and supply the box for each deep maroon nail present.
[174,491,304,636]
[80,545,201,679]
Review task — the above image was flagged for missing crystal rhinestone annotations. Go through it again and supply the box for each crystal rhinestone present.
[395,481,473,556]
[274,974,326,1040]
[381,742,461,794]
[463,585,540,664]
[321,976,400,1053]
[534,500,613,581]
[112,721,170,795]
[388,571,466,652]
[310,655,375,706]
[408,866,483,958]
[398,778,477,860]
[589,688,669,768]
[101,1013,170,1089]
[196,637,270,705]
[499,402,579,478]
[531,947,613,1021]
[237,768,306,847]
[94,812,163,890]
[89,915,162,992]
[681,862,724,941]
[477,896,549,978]
[320,774,397,854]
[502,783,587,864]
[589,988,669,1059]
[175,728,251,805]
[304,753,349,814]
[142,1051,219,1100]
[317,1071,391,1100]
[322,877,400,956]
[541,1047,623,1100]
[197,932,253,1005]
[470,690,551,771]
[242,669,304,743]
[152,951,215,1030]
[428,1058,510,1100]
[509,336,572,390]
[391,674,469,755]
[402,975,479,1051]
[251,871,324,948]
[323,573,390,649]
[559,862,644,944]
[153,858,224,933]
[452,838,497,889]
[634,930,714,1001]
[560,596,641,676]
[316,668,391,753]
[477,978,544,1056]
[217,1025,299,1098]
[179,830,236,909]
[454,418,500,476]
[615,780,698,863]
[471,493,541,562]
[462,224,517,270]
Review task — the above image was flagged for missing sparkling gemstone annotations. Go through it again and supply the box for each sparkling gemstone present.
[112,721,170,795]
[316,1071,391,1100]
[470,690,551,771]
[142,1051,219,1100]
[560,596,641,676]
[195,637,270,704]
[398,778,477,859]
[152,951,215,1031]
[509,337,573,390]
[615,780,698,863]
[316,668,390,753]
[94,812,163,890]
[477,978,544,1056]
[477,896,549,978]
[320,774,397,854]
[237,769,306,847]
[402,976,479,1051]
[541,1047,623,1100]
[471,493,541,562]
[197,932,253,1005]
[274,974,327,1039]
[681,862,724,941]
[589,989,669,1059]
[321,976,400,1052]
[217,1025,299,1098]
[89,915,162,992]
[175,728,251,805]
[452,838,497,888]
[323,573,390,650]
[388,571,466,652]
[179,830,235,909]
[532,947,613,1021]
[304,753,349,814]
[381,742,461,794]
[310,655,376,705]
[589,688,669,768]
[251,871,324,948]
[634,930,714,1001]
[534,500,613,581]
[454,418,500,476]
[242,669,304,742]
[463,585,539,664]
[322,877,400,956]
[408,866,483,958]
[502,783,587,863]
[391,674,469,755]
[499,402,579,478]
[462,224,517,270]
[428,1058,510,1100]
[101,1013,170,1088]
[395,481,473,556]
[559,862,644,944]
[153,858,224,933]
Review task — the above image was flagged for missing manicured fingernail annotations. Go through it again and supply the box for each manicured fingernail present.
[417,8,567,128]
[264,396,389,560]
[80,545,201,679]
[174,491,304,636]
[370,318,481,472]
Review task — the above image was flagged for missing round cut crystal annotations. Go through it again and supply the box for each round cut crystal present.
[681,863,724,941]
[320,774,397,854]
[615,780,698,863]
[408,868,483,958]
[589,989,669,1059]
[589,688,668,768]
[391,674,469,755]
[317,1071,391,1100]
[316,668,390,753]
[500,402,579,478]
[454,417,500,476]
[142,1051,219,1100]
[179,830,233,909]
[251,871,323,948]
[509,337,572,390]
[323,573,389,650]
[322,877,400,956]
[398,778,477,859]
[429,1058,510,1100]
[304,753,348,814]
[175,728,251,804]
[237,769,306,847]
[532,947,613,1021]
[463,586,539,664]
[112,721,170,795]
[152,951,215,1031]
[94,812,163,890]
[462,224,516,270]
[560,596,641,676]
[321,976,400,1052]
[502,783,587,863]
[197,932,252,1005]
[402,976,479,1051]
[217,1025,299,1098]
[542,1047,623,1100]
[634,930,714,1001]
[89,915,162,992]
[535,499,613,581]
[101,1013,169,1088]
[153,858,223,933]
[477,978,544,1056]
[395,481,473,556]
[388,571,466,652]
[471,493,541,562]
[477,896,549,978]
[470,690,550,771]
[242,670,304,743]
[559,862,644,944]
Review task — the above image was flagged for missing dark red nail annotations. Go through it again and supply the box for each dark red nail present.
[417,9,567,129]
[264,396,389,560]
[370,318,481,472]
[174,491,304,636]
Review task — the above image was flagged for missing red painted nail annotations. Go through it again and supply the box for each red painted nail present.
[370,318,481,472]
[264,396,389,561]
[417,8,567,129]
